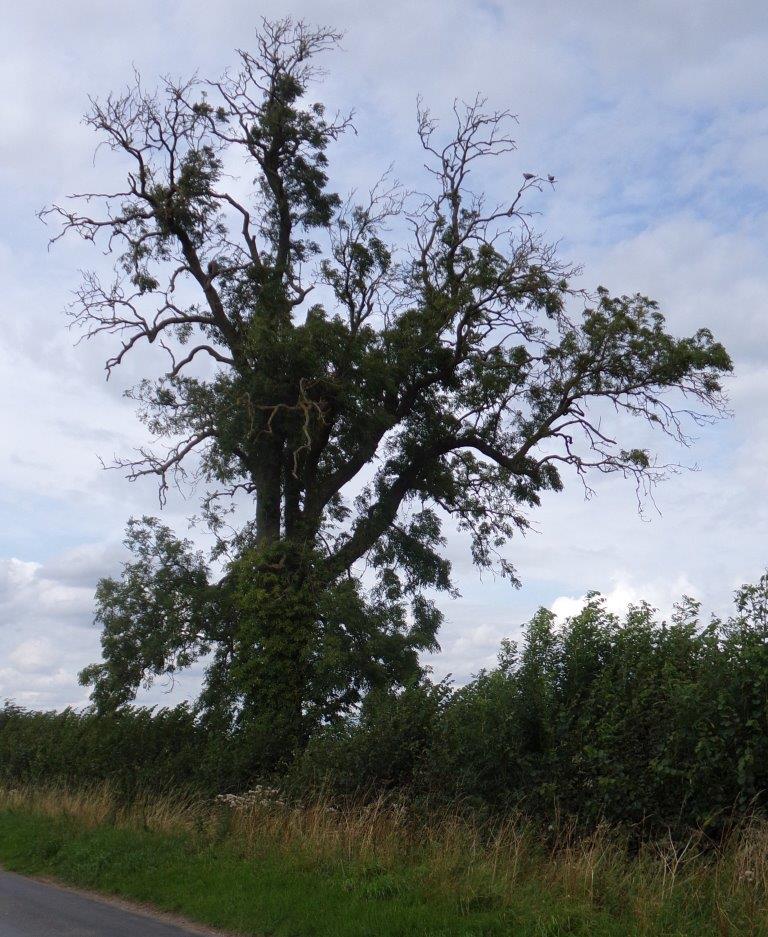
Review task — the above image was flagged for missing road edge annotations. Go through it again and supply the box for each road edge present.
[0,865,247,936]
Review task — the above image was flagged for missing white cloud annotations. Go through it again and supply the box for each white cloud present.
[0,554,100,707]
[8,638,58,674]
[550,575,700,625]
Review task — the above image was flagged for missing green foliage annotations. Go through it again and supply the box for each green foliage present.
[8,573,768,834]
[80,520,436,764]
[295,573,768,834]
[0,704,240,797]
[78,518,219,711]
[295,679,453,797]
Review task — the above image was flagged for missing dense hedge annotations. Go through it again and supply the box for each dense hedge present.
[297,583,768,834]
[0,704,247,797]
[4,575,768,833]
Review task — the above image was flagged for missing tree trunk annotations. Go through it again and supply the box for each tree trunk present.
[230,541,316,768]
[254,438,283,545]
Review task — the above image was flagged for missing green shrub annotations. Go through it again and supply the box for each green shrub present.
[5,574,768,835]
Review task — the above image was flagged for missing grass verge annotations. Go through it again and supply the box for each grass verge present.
[0,786,766,935]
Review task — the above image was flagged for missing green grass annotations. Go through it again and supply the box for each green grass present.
[0,790,765,936]
[0,810,611,937]
[0,810,579,936]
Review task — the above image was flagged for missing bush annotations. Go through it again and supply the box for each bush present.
[0,704,245,797]
[5,573,768,835]
[294,575,768,834]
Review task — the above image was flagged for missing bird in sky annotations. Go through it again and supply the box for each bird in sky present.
[523,172,536,180]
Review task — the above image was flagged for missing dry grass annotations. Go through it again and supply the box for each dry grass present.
[2,784,768,934]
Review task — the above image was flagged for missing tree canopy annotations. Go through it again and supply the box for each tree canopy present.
[49,19,731,763]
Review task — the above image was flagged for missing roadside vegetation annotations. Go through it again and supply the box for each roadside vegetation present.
[4,577,768,838]
[1,784,767,936]
[3,579,768,932]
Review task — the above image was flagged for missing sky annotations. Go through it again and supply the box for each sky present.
[2,0,768,709]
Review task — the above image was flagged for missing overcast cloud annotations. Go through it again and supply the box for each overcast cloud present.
[2,0,768,707]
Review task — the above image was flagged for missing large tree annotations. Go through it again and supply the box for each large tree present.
[50,19,731,763]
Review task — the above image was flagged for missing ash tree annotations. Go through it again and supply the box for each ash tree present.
[48,19,731,763]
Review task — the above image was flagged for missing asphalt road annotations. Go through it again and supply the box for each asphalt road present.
[0,870,215,936]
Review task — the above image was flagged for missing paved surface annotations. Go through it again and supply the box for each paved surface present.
[0,870,214,936]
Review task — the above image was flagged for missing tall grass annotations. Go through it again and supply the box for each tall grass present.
[1,784,767,934]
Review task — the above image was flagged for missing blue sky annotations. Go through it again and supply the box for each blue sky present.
[2,0,768,708]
